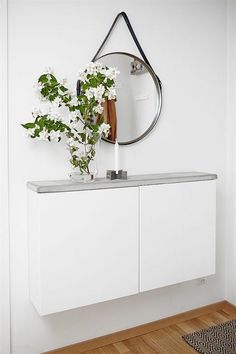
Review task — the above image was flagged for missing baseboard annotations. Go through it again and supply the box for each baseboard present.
[43,300,236,354]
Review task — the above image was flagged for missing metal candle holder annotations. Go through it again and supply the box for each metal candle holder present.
[106,169,128,180]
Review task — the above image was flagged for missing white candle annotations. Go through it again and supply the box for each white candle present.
[114,139,119,174]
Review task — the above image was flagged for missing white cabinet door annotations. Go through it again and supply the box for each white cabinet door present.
[28,187,139,315]
[140,181,216,292]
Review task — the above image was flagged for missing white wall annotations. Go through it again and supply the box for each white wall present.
[0,0,11,353]
[8,0,227,353]
[226,0,236,304]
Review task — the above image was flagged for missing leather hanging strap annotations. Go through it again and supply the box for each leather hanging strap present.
[92,12,152,68]
[77,12,161,95]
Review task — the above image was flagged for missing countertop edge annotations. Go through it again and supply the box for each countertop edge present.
[27,172,218,194]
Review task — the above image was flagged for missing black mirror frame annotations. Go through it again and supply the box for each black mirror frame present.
[77,11,163,145]
[95,51,162,145]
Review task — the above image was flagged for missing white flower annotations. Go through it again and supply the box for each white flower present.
[70,125,81,137]
[70,121,78,130]
[32,107,42,118]
[98,123,110,137]
[82,62,107,77]
[93,84,105,102]
[69,112,82,130]
[33,103,61,121]
[85,88,94,100]
[52,97,61,108]
[77,70,87,83]
[72,149,84,158]
[49,130,61,142]
[85,127,93,138]
[70,96,79,107]
[86,85,105,103]
[69,119,80,130]
[100,68,107,76]
[106,86,116,100]
[86,62,98,75]
[104,67,120,80]
[67,137,78,148]
[59,78,67,86]
[33,81,44,91]
[25,128,35,138]
[69,113,77,122]
[95,62,103,70]
[44,66,53,75]
[93,104,103,114]
[38,128,49,141]
[69,111,80,121]
[50,110,61,121]
[38,94,47,102]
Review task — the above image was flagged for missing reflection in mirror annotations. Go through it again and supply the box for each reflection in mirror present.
[95,52,162,145]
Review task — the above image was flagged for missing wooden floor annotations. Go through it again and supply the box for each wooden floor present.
[45,301,236,354]
[81,304,236,354]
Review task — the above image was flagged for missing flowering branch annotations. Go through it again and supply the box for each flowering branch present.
[22,63,119,174]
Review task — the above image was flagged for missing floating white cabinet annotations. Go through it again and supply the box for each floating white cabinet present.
[140,180,216,292]
[28,173,216,315]
[28,187,139,315]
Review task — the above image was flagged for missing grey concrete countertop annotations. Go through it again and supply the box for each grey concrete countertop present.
[27,172,217,194]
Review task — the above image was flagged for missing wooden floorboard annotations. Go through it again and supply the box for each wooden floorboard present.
[102,306,236,354]
[44,301,236,354]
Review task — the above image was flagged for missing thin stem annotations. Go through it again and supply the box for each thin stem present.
[84,142,90,174]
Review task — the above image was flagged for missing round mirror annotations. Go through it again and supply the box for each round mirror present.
[95,52,162,145]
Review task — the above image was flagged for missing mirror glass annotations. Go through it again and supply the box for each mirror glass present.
[95,52,162,145]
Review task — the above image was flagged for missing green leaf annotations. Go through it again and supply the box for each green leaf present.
[38,74,48,83]
[59,85,67,92]
[21,122,35,129]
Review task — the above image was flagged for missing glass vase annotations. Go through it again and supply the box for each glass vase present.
[69,141,100,183]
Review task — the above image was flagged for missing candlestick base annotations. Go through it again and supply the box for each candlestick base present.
[106,169,128,180]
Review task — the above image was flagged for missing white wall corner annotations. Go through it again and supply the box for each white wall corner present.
[0,0,11,352]
[225,0,236,305]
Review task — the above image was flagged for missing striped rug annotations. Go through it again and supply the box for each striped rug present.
[183,319,236,354]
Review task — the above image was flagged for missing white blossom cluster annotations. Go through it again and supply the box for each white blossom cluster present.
[66,122,110,150]
[32,103,62,122]
[77,62,119,83]
[34,67,74,108]
[26,101,63,142]
[98,123,110,137]
[24,62,119,172]
[78,62,119,116]
[26,126,62,142]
